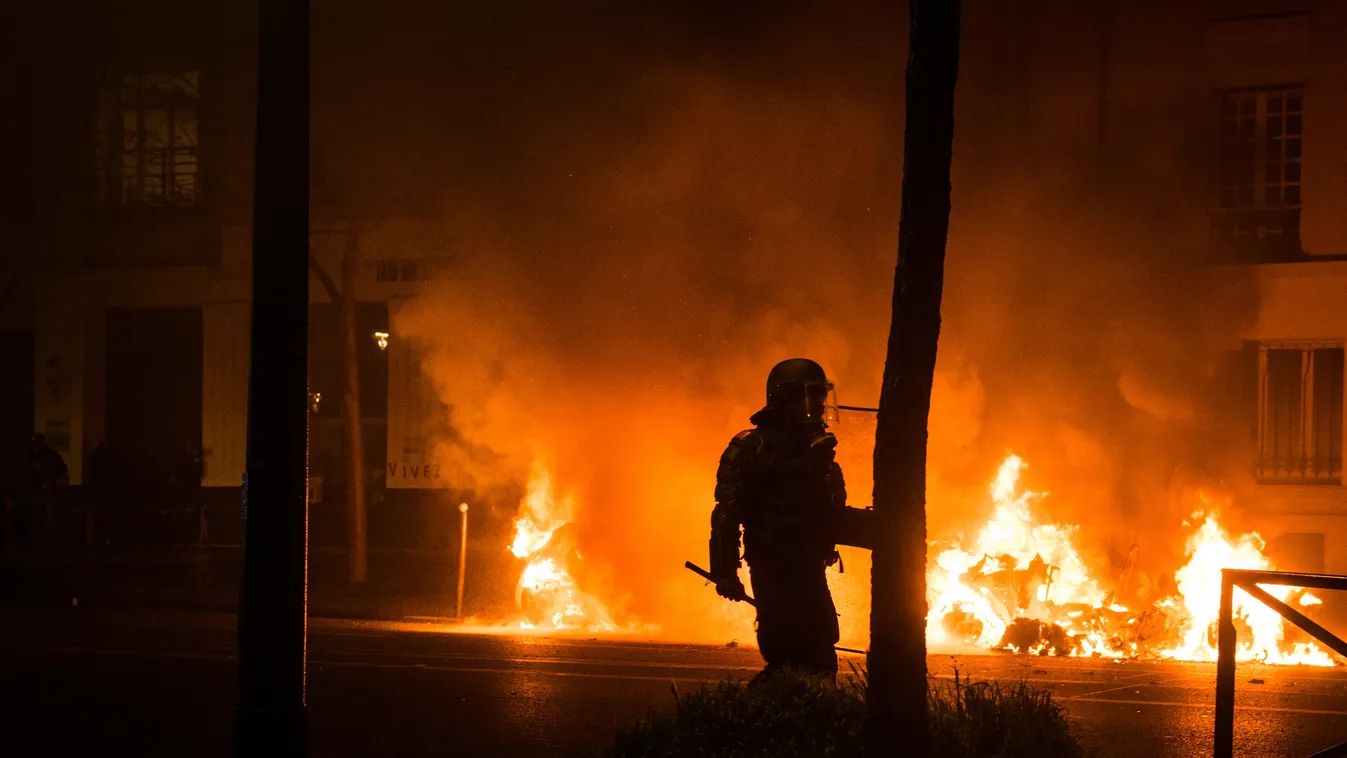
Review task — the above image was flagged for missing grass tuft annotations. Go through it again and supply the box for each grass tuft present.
[594,664,1088,758]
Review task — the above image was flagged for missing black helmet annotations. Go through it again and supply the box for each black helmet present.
[764,358,833,424]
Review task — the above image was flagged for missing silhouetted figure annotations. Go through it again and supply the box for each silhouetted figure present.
[26,434,67,547]
[710,358,845,683]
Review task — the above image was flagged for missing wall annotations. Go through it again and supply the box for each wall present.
[1255,261,1347,340]
[1300,0,1347,255]
[384,297,449,490]
[201,300,249,487]
[30,227,442,495]
[1247,260,1347,572]
[32,299,89,483]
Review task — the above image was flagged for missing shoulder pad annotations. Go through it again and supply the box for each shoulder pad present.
[720,430,762,464]
[729,429,762,450]
[809,431,839,451]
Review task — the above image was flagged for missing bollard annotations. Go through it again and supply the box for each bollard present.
[456,503,469,619]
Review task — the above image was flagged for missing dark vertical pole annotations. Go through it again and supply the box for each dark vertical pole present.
[341,223,367,586]
[235,0,310,755]
[868,2,961,756]
[1213,570,1236,758]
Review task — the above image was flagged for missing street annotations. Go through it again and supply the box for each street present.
[2,608,1346,757]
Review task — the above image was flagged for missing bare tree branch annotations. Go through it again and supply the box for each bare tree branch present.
[308,252,342,304]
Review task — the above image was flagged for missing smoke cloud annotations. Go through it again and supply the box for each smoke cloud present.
[383,5,1258,644]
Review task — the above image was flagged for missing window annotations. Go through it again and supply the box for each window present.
[117,72,200,206]
[1216,86,1302,250]
[1258,343,1344,483]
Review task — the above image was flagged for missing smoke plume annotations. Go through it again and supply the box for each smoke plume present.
[385,5,1257,644]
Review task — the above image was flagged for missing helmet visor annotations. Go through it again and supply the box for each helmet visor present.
[775,379,835,424]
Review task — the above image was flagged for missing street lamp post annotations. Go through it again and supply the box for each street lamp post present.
[457,503,469,619]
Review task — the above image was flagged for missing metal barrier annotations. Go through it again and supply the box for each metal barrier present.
[1214,569,1347,758]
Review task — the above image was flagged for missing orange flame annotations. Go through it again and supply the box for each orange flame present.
[1158,507,1333,666]
[926,455,1337,666]
[508,463,617,631]
[925,454,1120,656]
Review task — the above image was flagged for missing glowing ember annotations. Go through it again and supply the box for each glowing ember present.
[1158,508,1333,666]
[508,463,616,631]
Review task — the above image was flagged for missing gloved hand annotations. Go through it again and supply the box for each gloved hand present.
[715,575,747,602]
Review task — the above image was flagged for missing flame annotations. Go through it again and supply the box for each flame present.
[510,467,572,559]
[1158,508,1333,666]
[500,449,1335,663]
[926,454,1120,657]
[508,463,617,631]
[926,454,1337,666]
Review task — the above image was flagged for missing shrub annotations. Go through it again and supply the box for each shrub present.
[928,669,1087,758]
[595,665,1088,758]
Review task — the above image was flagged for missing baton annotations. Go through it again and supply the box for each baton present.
[685,561,756,607]
[685,560,868,656]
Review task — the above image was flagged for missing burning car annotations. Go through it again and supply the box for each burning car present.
[926,454,1336,666]
[508,464,616,631]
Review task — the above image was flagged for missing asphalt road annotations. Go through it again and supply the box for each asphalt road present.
[2,608,1346,757]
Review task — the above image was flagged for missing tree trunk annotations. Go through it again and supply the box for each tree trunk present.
[867,1,961,756]
[341,222,368,586]
[235,0,310,752]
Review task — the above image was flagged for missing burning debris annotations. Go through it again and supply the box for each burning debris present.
[1155,510,1333,666]
[508,463,616,632]
[926,455,1338,666]
[926,455,1114,656]
[492,446,1334,666]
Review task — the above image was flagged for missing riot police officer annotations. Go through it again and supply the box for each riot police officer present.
[709,358,846,682]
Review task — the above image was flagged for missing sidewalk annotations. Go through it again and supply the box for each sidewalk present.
[0,542,519,622]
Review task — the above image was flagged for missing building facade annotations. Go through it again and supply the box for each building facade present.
[2,1,1345,568]
[1,0,462,549]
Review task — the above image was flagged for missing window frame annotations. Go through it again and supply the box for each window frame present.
[1212,83,1304,254]
[1256,341,1345,485]
[1218,84,1303,212]
[111,71,203,209]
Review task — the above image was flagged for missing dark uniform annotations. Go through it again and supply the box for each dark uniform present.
[709,358,845,681]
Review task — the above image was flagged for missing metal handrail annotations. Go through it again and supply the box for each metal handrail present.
[1214,569,1347,758]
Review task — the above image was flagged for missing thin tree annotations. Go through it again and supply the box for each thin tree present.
[309,221,368,586]
[867,1,961,755]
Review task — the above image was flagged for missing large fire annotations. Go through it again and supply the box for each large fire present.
[501,451,1335,666]
[926,455,1114,656]
[507,463,617,631]
[1155,508,1333,666]
[926,454,1338,666]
